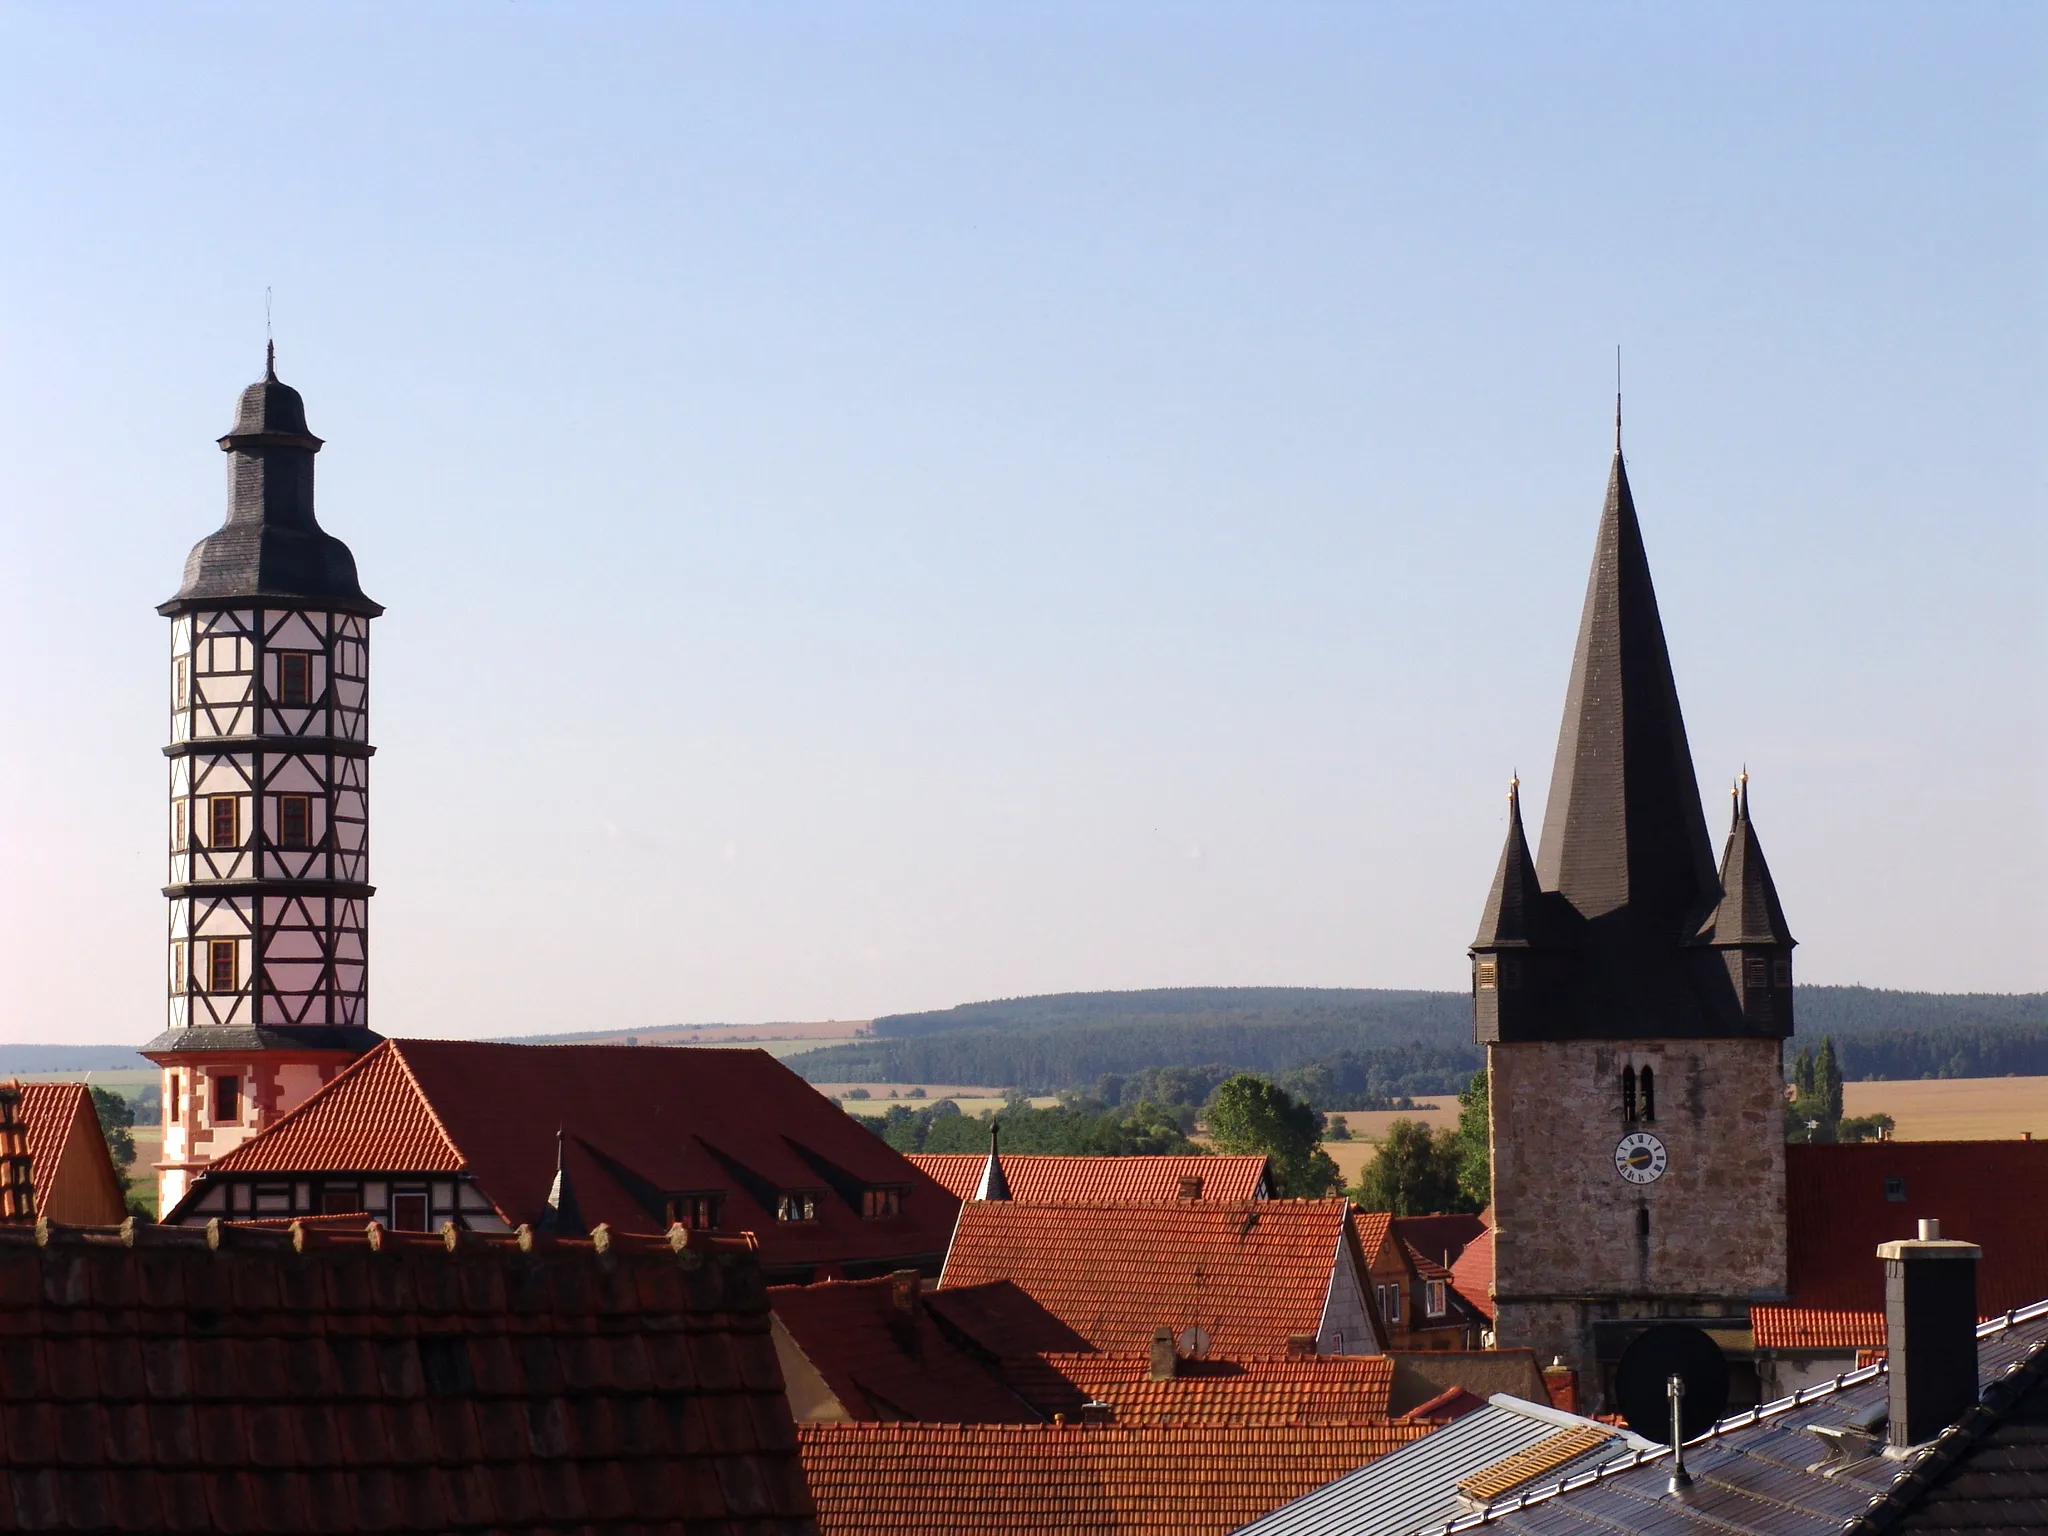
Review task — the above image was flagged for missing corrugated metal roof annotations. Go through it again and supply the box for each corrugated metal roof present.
[1235,1395,1649,1536]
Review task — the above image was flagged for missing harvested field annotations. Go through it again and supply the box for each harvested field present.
[1843,1076,2048,1141]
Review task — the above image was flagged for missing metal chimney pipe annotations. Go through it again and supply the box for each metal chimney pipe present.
[1666,1374,1691,1494]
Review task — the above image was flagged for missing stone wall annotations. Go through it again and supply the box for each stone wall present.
[1488,1037,1787,1379]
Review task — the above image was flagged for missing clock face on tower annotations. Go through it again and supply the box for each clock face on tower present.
[1614,1132,1668,1184]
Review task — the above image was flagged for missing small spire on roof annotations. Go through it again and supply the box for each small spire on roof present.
[1738,766,1749,821]
[1614,345,1622,454]
[265,338,276,382]
[973,1123,1011,1202]
[539,1127,584,1235]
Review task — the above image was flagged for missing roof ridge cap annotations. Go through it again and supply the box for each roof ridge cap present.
[383,1039,472,1172]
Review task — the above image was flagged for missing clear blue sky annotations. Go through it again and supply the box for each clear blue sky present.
[0,4,2040,1043]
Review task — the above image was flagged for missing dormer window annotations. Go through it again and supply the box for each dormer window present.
[667,1194,723,1231]
[776,1192,820,1223]
[1425,1280,1448,1318]
[862,1187,905,1220]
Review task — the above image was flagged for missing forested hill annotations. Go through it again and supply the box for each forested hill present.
[784,984,2048,1097]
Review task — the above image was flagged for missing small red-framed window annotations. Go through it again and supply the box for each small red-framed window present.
[207,939,238,994]
[278,795,311,849]
[277,652,313,706]
[209,796,239,850]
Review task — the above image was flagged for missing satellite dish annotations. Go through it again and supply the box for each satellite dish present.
[1614,1323,1729,1442]
[1177,1325,1212,1360]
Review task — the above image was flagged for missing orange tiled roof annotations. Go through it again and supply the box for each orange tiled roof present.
[941,1199,1363,1357]
[197,1039,959,1275]
[1751,1306,1887,1351]
[1786,1141,2048,1313]
[18,1082,103,1215]
[0,1217,814,1533]
[1046,1352,1396,1425]
[1389,1212,1486,1269]
[910,1153,1270,1204]
[1448,1225,1495,1321]
[797,1421,1424,1536]
[1351,1208,1394,1264]
[771,1274,1040,1423]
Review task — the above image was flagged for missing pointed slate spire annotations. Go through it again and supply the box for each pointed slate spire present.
[973,1124,1011,1201]
[1534,440,1718,936]
[1474,776,1543,947]
[1699,774,1795,947]
[538,1128,584,1235]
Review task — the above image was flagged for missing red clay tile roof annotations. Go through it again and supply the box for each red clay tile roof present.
[796,1421,1425,1536]
[1351,1209,1394,1265]
[1786,1141,2048,1312]
[1751,1306,1888,1351]
[1448,1224,1495,1321]
[1049,1353,1396,1426]
[770,1274,1041,1423]
[1390,1213,1486,1270]
[19,1081,124,1221]
[194,1040,960,1275]
[1401,1385,1490,1423]
[941,1200,1365,1358]
[910,1154,1271,1204]
[0,1217,815,1534]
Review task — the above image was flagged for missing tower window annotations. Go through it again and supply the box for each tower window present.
[208,795,239,849]
[213,1075,241,1125]
[1639,1066,1656,1123]
[277,651,313,706]
[171,944,185,991]
[174,656,188,706]
[174,802,187,850]
[168,1074,182,1125]
[1635,1206,1650,1240]
[207,939,239,994]
[278,795,311,849]
[1773,959,1792,987]
[1745,956,1769,990]
[1622,1066,1637,1123]
[1475,959,1498,991]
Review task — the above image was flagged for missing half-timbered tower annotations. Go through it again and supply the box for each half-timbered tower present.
[142,351,383,1210]
[1470,411,1795,1409]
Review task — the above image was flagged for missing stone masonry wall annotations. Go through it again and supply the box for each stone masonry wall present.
[1488,1038,1788,1381]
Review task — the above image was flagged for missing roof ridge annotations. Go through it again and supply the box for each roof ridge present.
[382,1040,471,1170]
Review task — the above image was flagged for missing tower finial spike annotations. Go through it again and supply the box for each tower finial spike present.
[265,287,275,380]
[1738,765,1749,820]
[1614,345,1622,454]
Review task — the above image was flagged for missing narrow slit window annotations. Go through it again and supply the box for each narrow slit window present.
[1622,1066,1637,1123]
[213,1075,241,1125]
[278,651,313,706]
[174,801,187,850]
[278,795,311,849]
[168,1074,182,1125]
[1635,1206,1650,1240]
[207,938,238,994]
[1639,1066,1656,1122]
[174,656,188,706]
[171,944,185,991]
[209,795,239,849]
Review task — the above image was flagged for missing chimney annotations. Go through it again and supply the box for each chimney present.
[889,1269,921,1320]
[1541,1356,1578,1416]
[1149,1326,1178,1381]
[1178,1174,1204,1200]
[1880,1218,1981,1447]
[1285,1333,1317,1357]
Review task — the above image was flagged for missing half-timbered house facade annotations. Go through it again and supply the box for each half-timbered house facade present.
[143,350,384,1210]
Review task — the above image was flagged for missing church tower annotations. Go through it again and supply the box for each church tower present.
[142,351,384,1211]
[1471,411,1795,1406]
